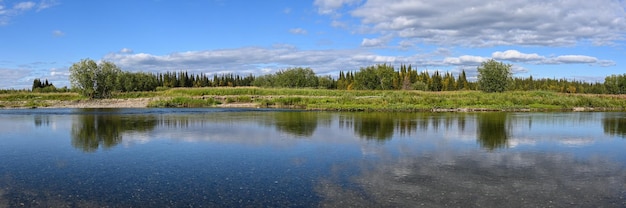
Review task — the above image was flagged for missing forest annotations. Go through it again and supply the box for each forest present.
[19,58,626,98]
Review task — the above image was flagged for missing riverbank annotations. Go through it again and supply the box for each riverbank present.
[1,88,625,111]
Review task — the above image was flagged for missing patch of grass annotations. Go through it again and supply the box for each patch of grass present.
[0,92,80,101]
[235,96,253,103]
[111,91,160,99]
[147,97,221,108]
[224,97,236,104]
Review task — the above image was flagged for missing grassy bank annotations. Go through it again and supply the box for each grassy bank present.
[1,87,625,111]
[142,88,626,111]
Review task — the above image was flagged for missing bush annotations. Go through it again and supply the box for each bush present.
[477,59,512,93]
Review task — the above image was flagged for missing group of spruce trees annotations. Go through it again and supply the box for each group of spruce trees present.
[157,71,255,88]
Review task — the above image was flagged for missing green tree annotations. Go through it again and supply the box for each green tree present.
[354,64,396,90]
[317,75,335,89]
[32,79,42,91]
[69,59,121,98]
[457,70,468,90]
[429,71,443,91]
[604,74,626,94]
[275,67,319,88]
[252,74,276,87]
[477,59,512,93]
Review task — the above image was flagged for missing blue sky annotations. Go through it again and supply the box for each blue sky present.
[1,0,625,89]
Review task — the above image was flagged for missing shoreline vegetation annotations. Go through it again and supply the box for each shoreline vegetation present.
[10,59,625,112]
[1,87,625,112]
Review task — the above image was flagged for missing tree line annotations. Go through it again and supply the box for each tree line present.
[27,58,626,98]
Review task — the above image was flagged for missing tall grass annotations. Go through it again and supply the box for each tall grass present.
[0,92,80,101]
[147,97,221,108]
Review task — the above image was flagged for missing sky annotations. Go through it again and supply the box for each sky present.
[1,0,626,89]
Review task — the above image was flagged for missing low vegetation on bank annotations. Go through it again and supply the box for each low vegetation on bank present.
[2,87,625,112]
[149,88,626,111]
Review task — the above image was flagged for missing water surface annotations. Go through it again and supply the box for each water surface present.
[0,109,625,207]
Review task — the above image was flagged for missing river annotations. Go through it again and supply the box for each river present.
[0,108,625,207]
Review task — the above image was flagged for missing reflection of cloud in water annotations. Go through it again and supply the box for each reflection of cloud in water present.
[116,112,615,151]
[316,152,626,207]
[508,136,597,148]
[120,113,362,148]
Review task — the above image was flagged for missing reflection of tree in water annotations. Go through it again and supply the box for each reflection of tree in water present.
[603,116,626,138]
[353,113,395,141]
[341,113,468,142]
[71,109,157,152]
[273,111,319,137]
[34,115,50,127]
[476,112,509,150]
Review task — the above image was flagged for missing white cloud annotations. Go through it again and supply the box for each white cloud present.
[330,20,347,28]
[360,37,386,47]
[542,55,615,66]
[442,50,614,68]
[120,48,134,54]
[314,0,362,15]
[52,29,64,37]
[443,55,488,65]
[322,0,626,47]
[289,28,308,35]
[550,55,598,64]
[598,60,617,67]
[492,50,544,62]
[13,2,35,11]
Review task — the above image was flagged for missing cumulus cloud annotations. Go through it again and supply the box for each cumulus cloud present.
[289,28,308,35]
[443,55,488,65]
[549,55,598,64]
[489,50,614,66]
[492,50,544,62]
[318,0,626,47]
[541,55,614,66]
[438,50,613,75]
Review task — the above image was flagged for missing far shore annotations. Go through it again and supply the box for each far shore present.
[1,88,626,112]
[0,97,620,112]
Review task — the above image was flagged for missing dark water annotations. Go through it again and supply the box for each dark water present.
[0,108,625,207]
